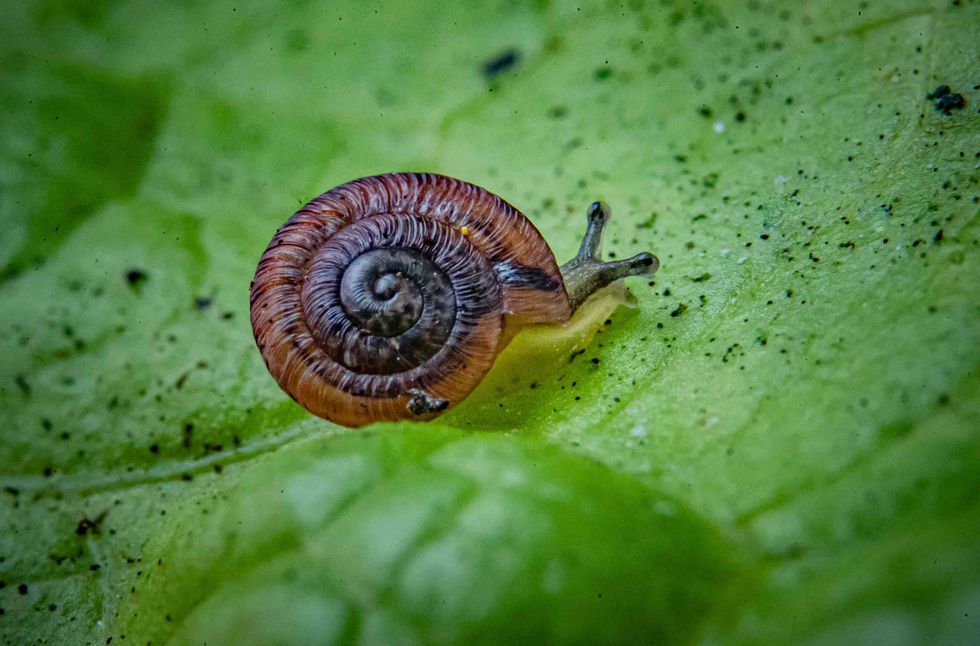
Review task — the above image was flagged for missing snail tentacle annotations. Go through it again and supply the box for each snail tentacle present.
[560,201,660,311]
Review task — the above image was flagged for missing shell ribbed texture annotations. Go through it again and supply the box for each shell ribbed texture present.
[249,173,571,427]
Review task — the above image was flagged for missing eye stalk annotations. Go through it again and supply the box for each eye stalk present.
[560,201,660,312]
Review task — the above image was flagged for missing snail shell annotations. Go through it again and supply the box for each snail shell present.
[250,173,574,428]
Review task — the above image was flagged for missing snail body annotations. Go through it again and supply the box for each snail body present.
[250,173,657,427]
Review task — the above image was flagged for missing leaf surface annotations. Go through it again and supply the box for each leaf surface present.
[1,0,977,643]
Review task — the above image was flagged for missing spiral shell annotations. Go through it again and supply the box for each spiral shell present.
[250,173,572,427]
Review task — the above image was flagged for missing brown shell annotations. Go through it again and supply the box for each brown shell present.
[249,172,571,427]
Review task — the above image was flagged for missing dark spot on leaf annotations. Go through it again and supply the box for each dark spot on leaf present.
[877,420,914,442]
[926,85,966,115]
[125,268,147,288]
[14,374,31,396]
[547,106,568,119]
[637,213,659,229]
[670,303,688,317]
[482,48,521,78]
[75,512,107,536]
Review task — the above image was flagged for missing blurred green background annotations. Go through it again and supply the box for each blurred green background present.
[1,0,978,643]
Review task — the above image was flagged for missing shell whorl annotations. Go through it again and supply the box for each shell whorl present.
[250,173,572,427]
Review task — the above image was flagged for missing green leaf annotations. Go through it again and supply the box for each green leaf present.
[127,430,740,645]
[1,0,977,644]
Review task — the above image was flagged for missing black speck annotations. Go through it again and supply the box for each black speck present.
[926,85,965,115]
[482,48,521,78]
[125,268,147,289]
[17,583,28,595]
[670,303,688,317]
[934,229,944,242]
[194,297,212,310]
[14,374,31,396]
[75,512,107,536]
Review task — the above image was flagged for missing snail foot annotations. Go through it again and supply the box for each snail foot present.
[407,389,450,415]
[560,201,660,311]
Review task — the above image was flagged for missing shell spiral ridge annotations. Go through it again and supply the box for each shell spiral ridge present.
[250,172,571,427]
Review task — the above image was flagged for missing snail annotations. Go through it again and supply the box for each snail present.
[250,172,658,428]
